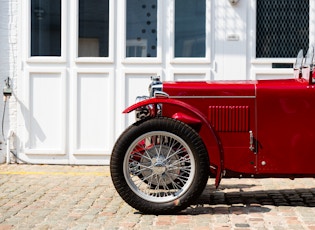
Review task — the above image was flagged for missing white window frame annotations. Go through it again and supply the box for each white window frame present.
[170,0,211,64]
[119,0,163,64]
[249,0,315,80]
[24,0,67,63]
[74,0,114,63]
[250,0,315,65]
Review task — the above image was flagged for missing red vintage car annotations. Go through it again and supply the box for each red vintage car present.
[110,48,315,214]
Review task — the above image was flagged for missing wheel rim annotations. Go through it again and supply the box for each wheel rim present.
[123,131,196,203]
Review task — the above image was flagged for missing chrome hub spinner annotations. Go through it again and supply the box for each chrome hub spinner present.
[152,156,167,175]
[140,145,180,186]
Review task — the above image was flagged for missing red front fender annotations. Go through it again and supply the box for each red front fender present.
[123,97,224,187]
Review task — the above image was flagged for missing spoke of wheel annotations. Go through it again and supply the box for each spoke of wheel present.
[134,172,155,188]
[164,172,183,190]
[168,156,191,168]
[164,146,186,162]
[132,150,152,161]
[154,174,161,191]
[167,168,191,180]
[140,143,155,161]
[129,166,151,178]
[165,137,178,159]
[128,158,152,172]
[161,176,172,192]
[153,135,163,157]
[157,135,164,157]
[170,176,187,189]
[158,176,170,194]
[131,141,154,162]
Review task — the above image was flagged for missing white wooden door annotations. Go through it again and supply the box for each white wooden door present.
[17,0,249,165]
[213,0,248,80]
[18,0,115,165]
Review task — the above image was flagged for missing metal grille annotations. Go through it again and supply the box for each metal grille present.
[256,0,309,58]
[208,106,250,132]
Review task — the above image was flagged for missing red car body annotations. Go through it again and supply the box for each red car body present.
[124,77,315,185]
[111,48,315,214]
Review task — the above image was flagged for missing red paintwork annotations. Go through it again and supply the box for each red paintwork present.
[124,76,315,181]
[256,78,315,175]
[124,97,225,186]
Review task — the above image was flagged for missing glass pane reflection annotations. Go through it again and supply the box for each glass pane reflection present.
[175,0,205,58]
[79,0,109,57]
[31,0,61,56]
[126,0,157,58]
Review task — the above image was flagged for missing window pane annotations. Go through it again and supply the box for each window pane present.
[126,0,157,58]
[175,0,205,58]
[256,0,309,58]
[79,0,109,57]
[31,0,61,56]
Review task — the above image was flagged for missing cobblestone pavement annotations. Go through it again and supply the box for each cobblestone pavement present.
[1,164,315,230]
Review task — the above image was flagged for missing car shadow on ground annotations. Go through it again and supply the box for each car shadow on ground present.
[180,183,315,215]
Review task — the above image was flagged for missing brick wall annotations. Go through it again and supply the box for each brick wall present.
[0,0,18,163]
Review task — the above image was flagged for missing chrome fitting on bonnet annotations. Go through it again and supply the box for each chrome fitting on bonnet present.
[149,76,163,98]
[135,76,163,121]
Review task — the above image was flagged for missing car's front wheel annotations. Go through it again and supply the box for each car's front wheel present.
[110,117,209,214]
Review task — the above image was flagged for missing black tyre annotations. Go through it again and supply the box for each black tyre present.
[110,117,209,214]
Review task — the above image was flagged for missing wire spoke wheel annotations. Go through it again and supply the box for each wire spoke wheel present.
[110,117,209,214]
[125,131,195,203]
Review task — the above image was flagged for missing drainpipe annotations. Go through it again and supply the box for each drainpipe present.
[6,130,14,164]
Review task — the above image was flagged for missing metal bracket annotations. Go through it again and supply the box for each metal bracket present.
[249,130,256,153]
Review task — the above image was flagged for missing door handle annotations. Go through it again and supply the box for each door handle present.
[211,60,217,75]
[249,130,256,153]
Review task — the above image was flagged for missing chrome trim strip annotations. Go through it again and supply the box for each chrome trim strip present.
[154,91,169,98]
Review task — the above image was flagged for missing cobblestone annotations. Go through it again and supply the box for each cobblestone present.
[1,164,315,229]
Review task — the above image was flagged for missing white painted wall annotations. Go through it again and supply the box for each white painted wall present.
[0,0,314,165]
[0,0,18,163]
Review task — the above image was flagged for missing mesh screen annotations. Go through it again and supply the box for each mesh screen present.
[256,0,309,58]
